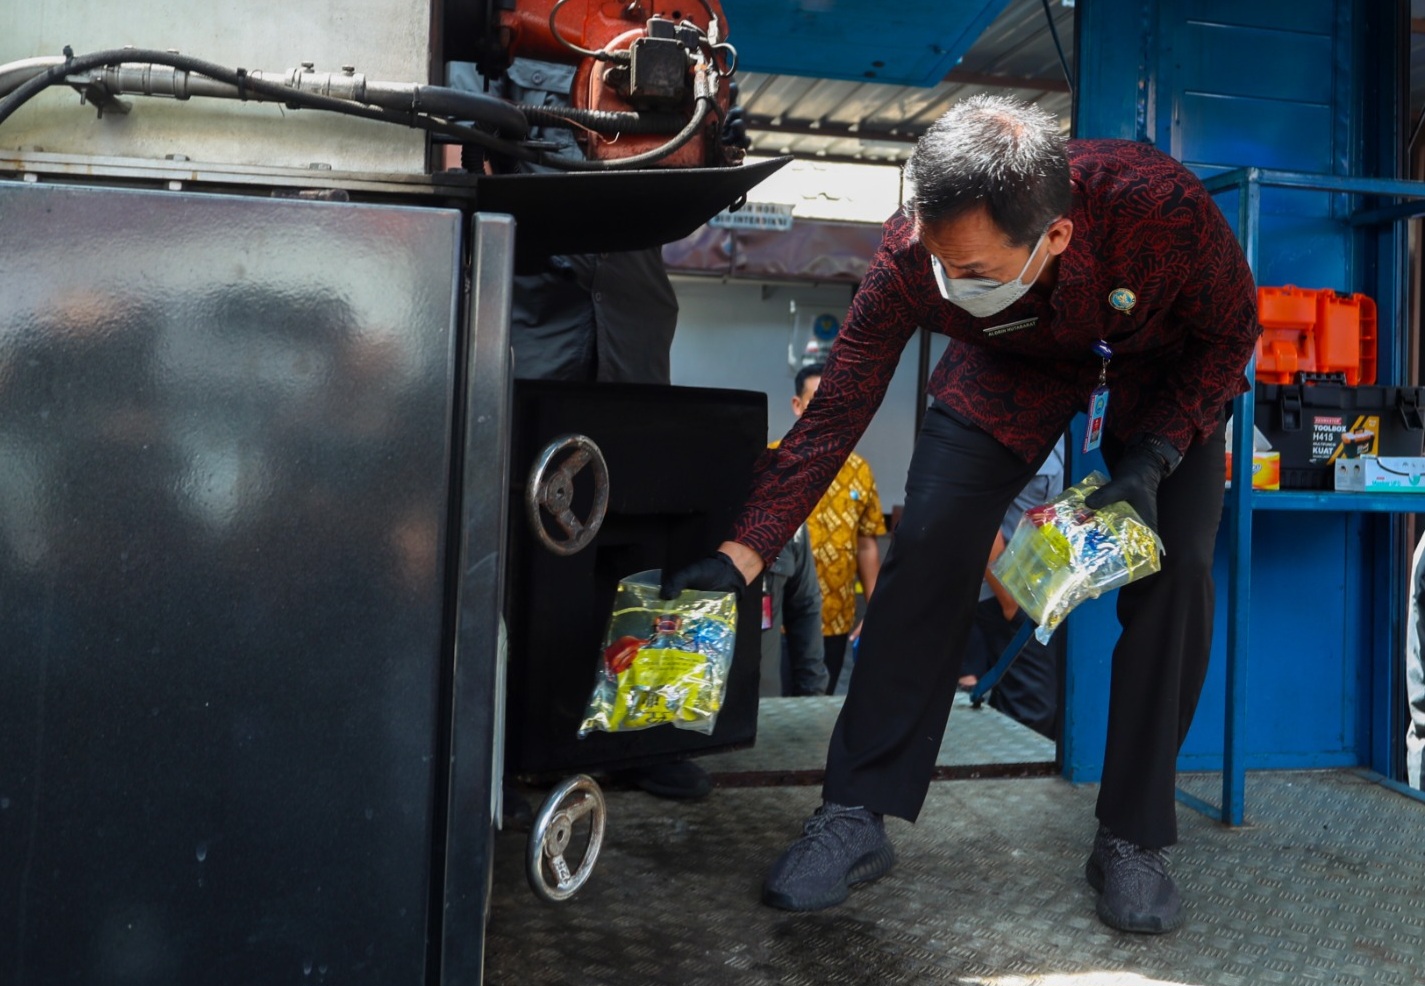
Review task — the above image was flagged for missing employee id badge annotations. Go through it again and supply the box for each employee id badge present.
[1082,386,1109,453]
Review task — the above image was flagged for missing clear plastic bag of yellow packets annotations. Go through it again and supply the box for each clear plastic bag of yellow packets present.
[578,570,738,737]
[989,471,1165,644]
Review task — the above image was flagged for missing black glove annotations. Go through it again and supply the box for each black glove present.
[660,551,748,600]
[1083,435,1181,533]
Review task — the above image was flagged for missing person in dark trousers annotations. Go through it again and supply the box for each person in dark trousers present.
[759,522,829,697]
[959,438,1065,739]
[663,94,1261,933]
[509,249,678,384]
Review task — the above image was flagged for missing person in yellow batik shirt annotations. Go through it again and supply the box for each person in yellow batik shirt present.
[782,363,887,693]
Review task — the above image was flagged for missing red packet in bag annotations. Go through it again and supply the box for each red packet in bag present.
[578,570,737,737]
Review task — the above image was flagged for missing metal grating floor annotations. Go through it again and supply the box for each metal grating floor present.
[485,769,1425,985]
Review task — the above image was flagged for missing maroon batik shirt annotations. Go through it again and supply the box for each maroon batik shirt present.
[731,138,1262,564]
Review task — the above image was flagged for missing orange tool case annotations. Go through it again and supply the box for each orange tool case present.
[1256,285,1377,386]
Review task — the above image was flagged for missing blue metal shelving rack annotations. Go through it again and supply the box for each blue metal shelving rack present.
[1197,167,1425,826]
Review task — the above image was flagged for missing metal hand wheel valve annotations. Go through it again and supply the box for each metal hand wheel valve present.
[527,774,607,902]
[525,433,609,556]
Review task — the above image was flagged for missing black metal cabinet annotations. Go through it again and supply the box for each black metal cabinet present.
[503,380,767,775]
[0,183,509,985]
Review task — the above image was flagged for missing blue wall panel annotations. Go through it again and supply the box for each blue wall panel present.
[1074,2,1152,143]
[1175,23,1334,106]
[1175,94,1334,173]
[1066,0,1380,783]
[1208,187,1354,293]
[1066,513,1366,781]
[1181,514,1360,769]
[1255,212,1354,292]
[1174,0,1335,35]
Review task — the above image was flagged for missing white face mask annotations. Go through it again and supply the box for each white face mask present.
[931,228,1051,318]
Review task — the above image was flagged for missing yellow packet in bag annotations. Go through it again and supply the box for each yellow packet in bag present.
[578,570,737,736]
[990,472,1164,643]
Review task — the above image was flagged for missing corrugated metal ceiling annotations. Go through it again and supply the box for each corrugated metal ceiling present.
[733,0,1074,166]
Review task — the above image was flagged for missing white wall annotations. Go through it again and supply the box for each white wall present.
[669,275,948,512]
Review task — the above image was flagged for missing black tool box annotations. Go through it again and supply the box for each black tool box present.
[1255,378,1425,489]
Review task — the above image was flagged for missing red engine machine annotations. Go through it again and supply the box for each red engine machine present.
[0,0,748,176]
[471,0,745,168]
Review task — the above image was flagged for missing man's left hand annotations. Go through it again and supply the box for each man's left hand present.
[1084,436,1181,533]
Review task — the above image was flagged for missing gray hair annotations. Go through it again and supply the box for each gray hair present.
[904,94,1070,246]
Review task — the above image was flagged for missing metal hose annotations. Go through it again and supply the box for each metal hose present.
[0,47,539,167]
[535,95,712,171]
[520,103,687,134]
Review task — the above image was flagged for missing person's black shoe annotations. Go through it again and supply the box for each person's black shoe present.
[762,801,895,911]
[633,759,713,801]
[1085,824,1184,933]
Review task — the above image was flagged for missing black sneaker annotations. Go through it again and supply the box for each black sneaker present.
[1085,824,1184,933]
[762,801,896,911]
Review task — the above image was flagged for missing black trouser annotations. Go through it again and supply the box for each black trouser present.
[822,403,1225,850]
[823,634,850,694]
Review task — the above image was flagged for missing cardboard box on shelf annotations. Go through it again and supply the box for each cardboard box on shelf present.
[1224,416,1280,490]
[1361,456,1425,492]
[1226,450,1281,490]
[1334,457,1366,492]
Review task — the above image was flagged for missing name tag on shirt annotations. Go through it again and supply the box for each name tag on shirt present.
[982,317,1038,337]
